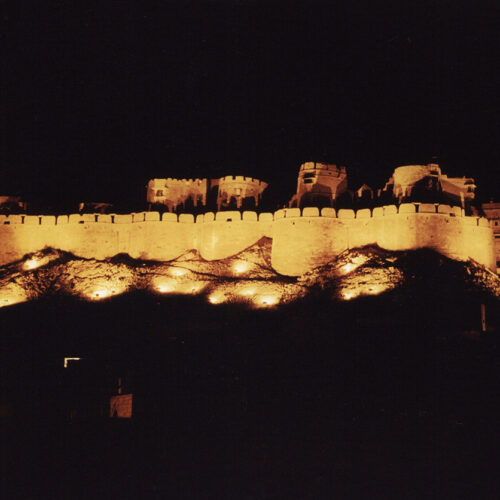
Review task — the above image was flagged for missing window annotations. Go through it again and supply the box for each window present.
[156,190,164,197]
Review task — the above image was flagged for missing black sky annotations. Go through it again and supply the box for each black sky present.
[1,1,499,207]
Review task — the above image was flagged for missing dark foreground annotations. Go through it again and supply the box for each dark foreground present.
[1,290,500,499]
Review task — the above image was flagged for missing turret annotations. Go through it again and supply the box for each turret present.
[391,164,475,208]
[214,176,268,211]
[289,162,347,208]
[146,178,209,212]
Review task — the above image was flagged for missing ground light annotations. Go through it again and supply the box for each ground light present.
[83,281,130,301]
[23,257,46,271]
[153,277,176,294]
[152,276,208,295]
[169,267,187,277]
[232,261,249,274]
[341,283,389,300]
[254,294,280,307]
[341,263,356,274]
[208,292,226,304]
[339,255,369,275]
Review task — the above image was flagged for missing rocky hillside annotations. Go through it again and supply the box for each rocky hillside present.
[0,239,498,309]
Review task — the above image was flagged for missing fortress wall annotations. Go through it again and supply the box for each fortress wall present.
[414,214,467,259]
[128,220,196,261]
[0,215,80,264]
[197,211,273,260]
[375,207,420,250]
[53,223,119,260]
[0,213,195,264]
[0,224,41,264]
[270,205,496,276]
[271,214,348,276]
[44,214,121,259]
[372,209,494,270]
[347,216,378,248]
[357,206,494,271]
[462,218,496,270]
[0,206,495,273]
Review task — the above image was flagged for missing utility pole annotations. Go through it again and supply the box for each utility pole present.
[481,303,487,333]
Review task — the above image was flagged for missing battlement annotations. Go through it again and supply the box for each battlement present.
[0,204,489,226]
[273,203,489,223]
[148,178,207,185]
[299,162,346,176]
[218,175,267,186]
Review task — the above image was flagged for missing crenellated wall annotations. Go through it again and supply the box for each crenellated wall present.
[197,210,273,260]
[0,204,495,276]
[270,204,495,275]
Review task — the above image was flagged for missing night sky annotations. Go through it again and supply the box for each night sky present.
[1,1,499,208]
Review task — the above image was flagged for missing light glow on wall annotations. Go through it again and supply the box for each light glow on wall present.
[82,281,129,301]
[341,290,356,300]
[154,277,176,293]
[188,282,207,293]
[341,263,356,274]
[339,255,369,275]
[152,276,208,295]
[255,294,279,307]
[233,261,249,274]
[89,287,114,300]
[208,292,226,304]
[169,267,187,277]
[23,256,49,271]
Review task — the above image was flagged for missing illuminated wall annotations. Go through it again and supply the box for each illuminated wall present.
[391,164,476,207]
[214,176,268,211]
[271,204,495,275]
[289,162,347,208]
[392,164,442,200]
[147,178,208,212]
[146,176,268,212]
[0,204,495,276]
[482,202,500,269]
[197,211,273,260]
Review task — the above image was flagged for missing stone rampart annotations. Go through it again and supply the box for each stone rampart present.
[197,211,273,260]
[270,204,495,275]
[0,204,495,276]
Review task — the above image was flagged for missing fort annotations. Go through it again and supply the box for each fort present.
[146,175,268,212]
[0,163,496,276]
